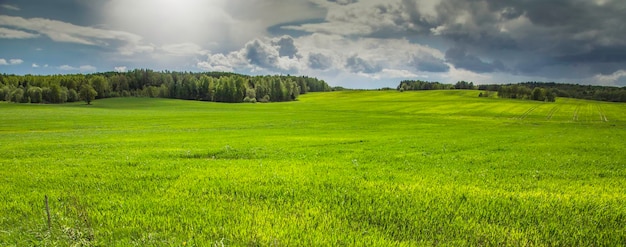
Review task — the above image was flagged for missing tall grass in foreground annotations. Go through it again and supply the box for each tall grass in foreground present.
[1,90,625,246]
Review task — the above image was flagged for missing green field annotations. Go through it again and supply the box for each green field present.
[1,90,625,246]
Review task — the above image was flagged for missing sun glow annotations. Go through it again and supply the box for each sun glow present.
[104,0,232,46]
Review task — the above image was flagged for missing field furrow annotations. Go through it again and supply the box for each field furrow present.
[572,104,581,121]
[596,104,609,122]
[546,105,559,120]
[516,104,540,120]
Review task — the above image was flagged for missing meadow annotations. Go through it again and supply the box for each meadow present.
[1,90,625,246]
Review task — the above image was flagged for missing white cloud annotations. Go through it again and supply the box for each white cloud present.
[197,53,239,72]
[0,15,152,55]
[196,33,449,88]
[59,65,75,70]
[0,58,23,65]
[379,69,422,78]
[9,59,22,65]
[59,64,97,72]
[0,27,39,39]
[592,70,626,86]
[0,4,20,11]
[161,42,208,56]
[32,63,39,68]
[114,66,127,72]
[80,65,96,71]
[197,36,306,73]
[441,63,493,83]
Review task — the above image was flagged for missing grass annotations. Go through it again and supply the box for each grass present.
[1,90,625,246]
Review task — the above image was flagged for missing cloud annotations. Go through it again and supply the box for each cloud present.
[4,0,618,87]
[0,15,151,55]
[80,65,96,71]
[445,47,506,73]
[271,36,300,59]
[244,39,280,68]
[326,0,358,5]
[0,58,23,65]
[410,54,450,73]
[593,70,626,87]
[0,27,39,39]
[103,0,324,52]
[197,53,239,72]
[59,65,76,70]
[288,0,626,82]
[9,59,23,65]
[346,55,382,74]
[197,33,448,85]
[114,66,127,72]
[32,63,39,68]
[308,52,333,70]
[59,64,97,72]
[432,0,626,76]
[160,43,208,56]
[372,69,422,79]
[198,36,304,73]
[290,0,413,36]
[0,4,20,11]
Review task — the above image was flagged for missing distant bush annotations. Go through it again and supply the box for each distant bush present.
[243,96,256,103]
[259,95,270,103]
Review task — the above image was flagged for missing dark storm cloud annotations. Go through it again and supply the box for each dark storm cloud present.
[433,0,626,75]
[271,36,299,58]
[410,54,449,72]
[308,52,333,70]
[346,55,381,74]
[445,47,506,73]
[327,0,358,6]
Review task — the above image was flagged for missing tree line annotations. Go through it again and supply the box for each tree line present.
[0,70,331,104]
[398,80,626,102]
[483,84,556,102]
[397,80,476,91]
[479,82,626,102]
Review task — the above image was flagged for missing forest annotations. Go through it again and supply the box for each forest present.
[397,80,471,91]
[0,70,331,104]
[479,82,626,102]
[398,80,626,102]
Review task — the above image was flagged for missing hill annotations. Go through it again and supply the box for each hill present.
[1,90,625,245]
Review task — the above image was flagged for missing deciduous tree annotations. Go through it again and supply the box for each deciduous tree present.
[79,84,98,105]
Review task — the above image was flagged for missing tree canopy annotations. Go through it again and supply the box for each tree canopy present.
[79,84,98,105]
[397,80,625,102]
[0,70,331,104]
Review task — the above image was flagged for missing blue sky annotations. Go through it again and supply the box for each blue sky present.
[1,0,626,88]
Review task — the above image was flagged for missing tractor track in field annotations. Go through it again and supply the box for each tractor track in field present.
[546,105,559,120]
[517,104,540,120]
[572,104,581,121]
[596,104,609,122]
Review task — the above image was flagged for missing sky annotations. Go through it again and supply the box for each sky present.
[1,0,626,88]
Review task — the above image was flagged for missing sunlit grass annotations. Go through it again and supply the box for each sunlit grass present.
[1,90,625,246]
